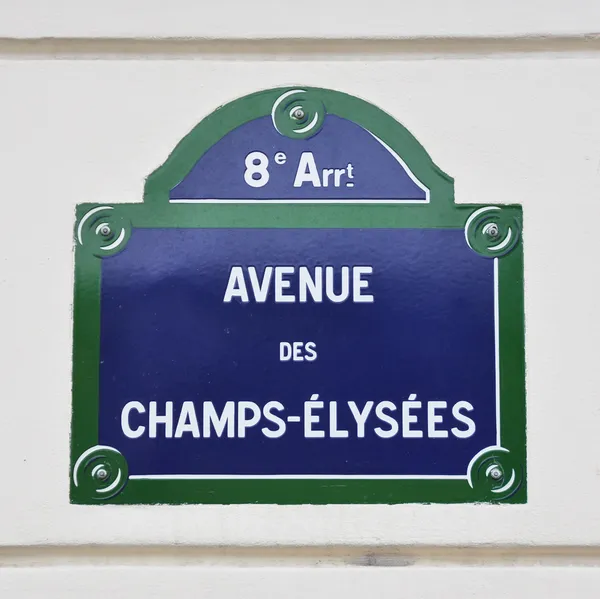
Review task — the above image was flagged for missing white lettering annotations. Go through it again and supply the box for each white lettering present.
[304,342,318,361]
[275,266,295,303]
[121,401,146,439]
[402,394,423,438]
[149,401,173,439]
[223,266,249,303]
[427,401,448,438]
[292,341,303,360]
[322,168,334,187]
[237,401,261,438]
[304,394,325,438]
[374,401,399,438]
[451,401,476,438]
[293,152,321,187]
[248,266,273,302]
[329,401,349,438]
[262,401,286,438]
[223,266,373,303]
[352,266,374,303]
[203,401,235,438]
[325,266,350,303]
[299,266,322,302]
[280,342,292,361]
[174,401,200,438]
[348,401,374,438]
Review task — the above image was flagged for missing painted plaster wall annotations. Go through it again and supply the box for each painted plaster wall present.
[0,0,599,38]
[1,2,600,595]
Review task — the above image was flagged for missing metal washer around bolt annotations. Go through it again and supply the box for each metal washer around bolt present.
[95,467,109,481]
[484,223,499,238]
[489,466,503,480]
[292,108,305,120]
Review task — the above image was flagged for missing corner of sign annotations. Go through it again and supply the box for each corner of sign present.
[75,205,132,258]
[71,445,129,503]
[464,205,521,258]
[467,445,524,502]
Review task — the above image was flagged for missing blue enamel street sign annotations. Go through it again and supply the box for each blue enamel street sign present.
[71,87,526,504]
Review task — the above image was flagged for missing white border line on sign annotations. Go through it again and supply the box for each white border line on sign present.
[366,131,430,203]
[494,257,501,447]
[170,199,428,204]
[129,250,501,481]
[130,474,468,480]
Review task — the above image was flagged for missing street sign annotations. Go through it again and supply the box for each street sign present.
[70,87,526,504]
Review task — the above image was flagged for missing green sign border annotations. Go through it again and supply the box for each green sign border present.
[71,86,526,505]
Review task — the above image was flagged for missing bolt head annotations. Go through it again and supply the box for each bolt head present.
[95,467,109,481]
[99,225,111,237]
[489,467,503,481]
[292,108,305,120]
[485,223,500,239]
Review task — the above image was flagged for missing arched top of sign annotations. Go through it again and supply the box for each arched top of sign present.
[144,87,454,206]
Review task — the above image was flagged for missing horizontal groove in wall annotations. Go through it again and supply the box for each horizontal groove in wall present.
[2,545,600,568]
[0,35,599,60]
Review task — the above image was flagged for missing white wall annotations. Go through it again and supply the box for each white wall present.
[0,0,599,38]
[3,567,600,599]
[1,2,600,596]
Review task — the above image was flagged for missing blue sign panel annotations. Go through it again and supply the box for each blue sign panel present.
[99,227,498,478]
[170,115,428,201]
[71,86,525,504]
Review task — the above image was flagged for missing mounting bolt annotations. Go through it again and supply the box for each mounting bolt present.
[484,223,499,239]
[95,467,109,481]
[99,225,111,237]
[292,108,305,120]
[489,466,503,481]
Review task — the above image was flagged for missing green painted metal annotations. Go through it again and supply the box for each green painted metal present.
[70,86,526,505]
